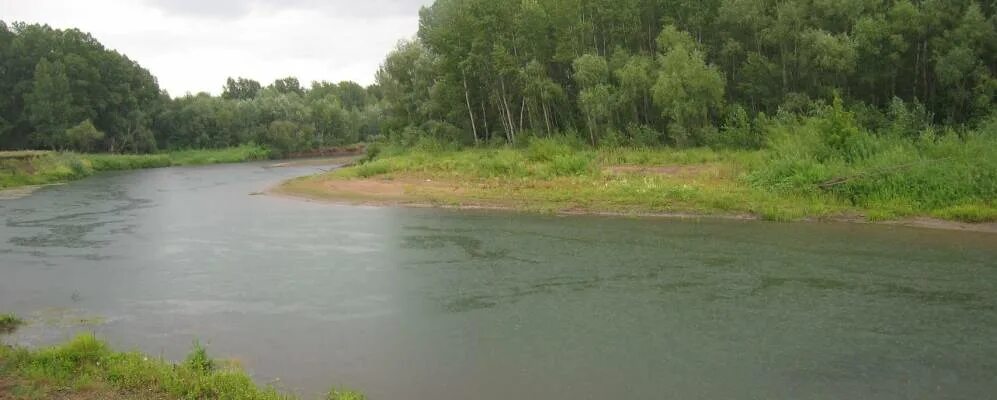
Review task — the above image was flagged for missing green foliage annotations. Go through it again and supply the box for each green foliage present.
[749,114,997,222]
[327,389,367,400]
[652,43,726,146]
[184,341,216,373]
[377,0,995,148]
[65,119,105,152]
[0,334,364,400]
[709,105,764,149]
[1,22,375,154]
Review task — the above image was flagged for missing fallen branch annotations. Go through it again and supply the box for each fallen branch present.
[818,157,953,189]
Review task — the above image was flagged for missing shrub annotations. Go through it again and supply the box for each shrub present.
[626,124,662,147]
[184,341,216,373]
[526,136,576,162]
[548,153,594,177]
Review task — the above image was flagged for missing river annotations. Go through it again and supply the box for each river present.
[1,162,996,399]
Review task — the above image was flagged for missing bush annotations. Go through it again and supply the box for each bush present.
[751,105,997,219]
[625,124,662,147]
[473,149,527,178]
[526,136,577,162]
[184,341,216,373]
[708,105,765,149]
[547,153,595,177]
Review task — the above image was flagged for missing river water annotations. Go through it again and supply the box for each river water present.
[1,162,996,399]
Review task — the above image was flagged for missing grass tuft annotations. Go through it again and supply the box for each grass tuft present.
[0,313,23,334]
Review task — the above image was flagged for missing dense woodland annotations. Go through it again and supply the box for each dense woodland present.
[376,0,996,147]
[2,0,996,154]
[0,22,382,155]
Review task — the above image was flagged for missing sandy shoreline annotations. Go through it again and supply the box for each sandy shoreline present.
[269,177,997,234]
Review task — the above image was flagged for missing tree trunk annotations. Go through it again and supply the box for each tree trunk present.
[480,99,491,141]
[587,116,596,146]
[519,98,526,134]
[542,101,552,137]
[462,73,479,145]
[499,78,516,143]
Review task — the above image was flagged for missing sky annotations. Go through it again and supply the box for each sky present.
[1,0,432,96]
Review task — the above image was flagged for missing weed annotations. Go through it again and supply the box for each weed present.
[0,313,23,333]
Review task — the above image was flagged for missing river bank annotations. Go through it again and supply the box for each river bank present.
[0,145,365,192]
[274,142,997,232]
[0,316,363,400]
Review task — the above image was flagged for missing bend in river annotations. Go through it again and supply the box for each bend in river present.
[2,162,996,399]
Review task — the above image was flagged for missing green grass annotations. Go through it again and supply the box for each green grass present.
[0,313,23,334]
[0,145,271,190]
[301,128,996,224]
[0,333,365,400]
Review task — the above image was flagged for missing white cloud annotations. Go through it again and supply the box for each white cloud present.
[0,0,430,96]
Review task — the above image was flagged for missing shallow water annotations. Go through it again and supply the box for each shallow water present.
[1,163,996,399]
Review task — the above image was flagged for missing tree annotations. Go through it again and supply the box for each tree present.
[65,119,104,152]
[652,27,726,146]
[270,77,304,95]
[25,58,75,149]
[222,78,262,100]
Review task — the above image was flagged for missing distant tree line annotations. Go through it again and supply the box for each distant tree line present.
[376,0,996,147]
[0,21,383,155]
[4,0,996,154]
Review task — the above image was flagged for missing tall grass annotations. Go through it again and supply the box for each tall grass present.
[748,103,997,221]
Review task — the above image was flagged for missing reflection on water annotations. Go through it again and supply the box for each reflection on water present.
[1,162,996,400]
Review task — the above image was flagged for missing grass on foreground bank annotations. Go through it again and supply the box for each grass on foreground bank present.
[0,314,363,400]
[0,145,270,190]
[281,115,996,224]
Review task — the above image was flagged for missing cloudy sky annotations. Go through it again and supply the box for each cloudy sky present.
[1,0,432,96]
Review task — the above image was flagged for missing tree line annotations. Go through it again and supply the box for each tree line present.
[0,21,383,155]
[3,1,996,154]
[376,0,996,147]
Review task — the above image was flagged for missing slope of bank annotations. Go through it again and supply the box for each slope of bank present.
[0,146,270,190]
[274,142,996,232]
[0,316,363,400]
[0,145,366,192]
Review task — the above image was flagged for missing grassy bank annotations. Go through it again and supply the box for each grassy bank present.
[279,115,996,225]
[0,145,271,190]
[0,314,363,400]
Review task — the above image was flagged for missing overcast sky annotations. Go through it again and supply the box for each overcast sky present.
[1,0,432,96]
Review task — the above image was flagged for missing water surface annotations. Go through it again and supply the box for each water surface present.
[1,162,996,399]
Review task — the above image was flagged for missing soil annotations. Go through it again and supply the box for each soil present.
[272,175,997,234]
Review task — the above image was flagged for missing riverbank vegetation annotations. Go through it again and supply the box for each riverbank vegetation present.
[279,0,996,224]
[0,145,270,189]
[0,316,364,400]
[284,103,996,223]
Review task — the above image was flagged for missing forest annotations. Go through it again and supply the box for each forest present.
[3,1,996,152]
[0,22,382,156]
[376,0,996,147]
